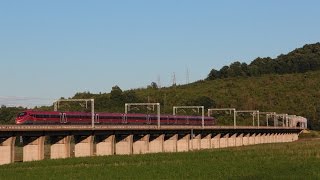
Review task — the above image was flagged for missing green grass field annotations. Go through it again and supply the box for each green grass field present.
[1,138,320,179]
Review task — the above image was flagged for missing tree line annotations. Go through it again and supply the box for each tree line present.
[207,43,320,80]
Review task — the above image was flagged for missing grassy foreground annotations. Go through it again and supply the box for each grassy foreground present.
[1,139,320,179]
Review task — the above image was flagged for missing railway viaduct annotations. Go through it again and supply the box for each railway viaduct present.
[0,125,303,165]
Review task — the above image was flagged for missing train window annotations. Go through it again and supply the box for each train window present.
[101,116,123,119]
[127,116,145,120]
[51,115,60,118]
[150,117,158,120]
[67,115,77,118]
[37,114,48,118]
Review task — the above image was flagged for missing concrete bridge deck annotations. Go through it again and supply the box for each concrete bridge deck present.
[0,125,303,166]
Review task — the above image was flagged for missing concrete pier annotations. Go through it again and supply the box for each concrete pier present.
[164,134,178,152]
[260,133,266,144]
[271,133,276,143]
[220,134,229,148]
[133,134,149,154]
[50,135,71,159]
[211,134,221,148]
[23,136,45,162]
[265,133,270,144]
[284,133,288,142]
[266,133,272,143]
[263,133,269,143]
[201,134,212,149]
[249,133,255,145]
[0,137,15,165]
[293,133,299,141]
[149,134,164,153]
[275,133,282,143]
[190,134,201,150]
[116,134,133,155]
[177,134,190,152]
[255,133,261,144]
[96,134,115,156]
[235,133,244,147]
[74,135,94,157]
[228,133,237,147]
[243,133,250,145]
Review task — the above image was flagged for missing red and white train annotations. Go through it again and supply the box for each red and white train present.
[16,110,215,126]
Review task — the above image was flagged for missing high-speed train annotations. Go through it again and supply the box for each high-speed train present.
[16,110,215,126]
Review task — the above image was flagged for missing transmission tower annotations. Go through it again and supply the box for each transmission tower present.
[172,72,176,86]
[157,75,161,88]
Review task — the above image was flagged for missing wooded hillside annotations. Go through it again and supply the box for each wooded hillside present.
[1,43,320,129]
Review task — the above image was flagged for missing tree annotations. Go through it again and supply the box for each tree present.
[207,68,220,80]
[123,90,140,103]
[148,82,158,89]
[228,61,246,77]
[110,85,124,102]
[219,66,229,78]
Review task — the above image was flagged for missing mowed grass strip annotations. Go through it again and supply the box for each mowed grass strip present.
[1,139,320,179]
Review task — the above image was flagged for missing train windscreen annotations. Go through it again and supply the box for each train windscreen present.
[17,112,27,118]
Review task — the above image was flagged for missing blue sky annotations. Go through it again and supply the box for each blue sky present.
[0,1,319,107]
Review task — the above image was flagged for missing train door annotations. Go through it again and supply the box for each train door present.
[95,114,100,123]
[122,114,127,124]
[146,115,151,124]
[60,113,67,123]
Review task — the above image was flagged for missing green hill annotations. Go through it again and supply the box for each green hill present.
[46,69,320,129]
